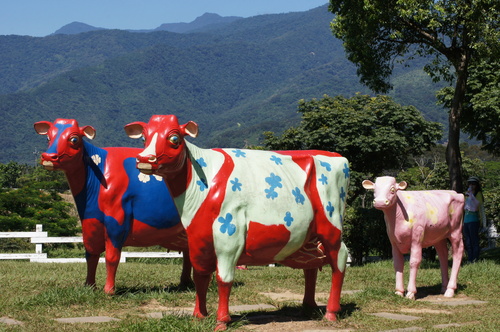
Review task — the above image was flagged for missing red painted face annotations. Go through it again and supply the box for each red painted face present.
[125,115,198,176]
[34,119,95,171]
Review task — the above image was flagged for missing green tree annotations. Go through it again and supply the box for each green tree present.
[459,60,500,155]
[0,187,79,236]
[264,94,442,180]
[328,0,500,192]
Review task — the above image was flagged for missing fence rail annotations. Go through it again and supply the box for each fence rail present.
[0,224,182,263]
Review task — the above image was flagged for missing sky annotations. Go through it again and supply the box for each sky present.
[1,0,328,37]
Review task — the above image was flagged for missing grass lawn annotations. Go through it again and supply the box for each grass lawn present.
[0,249,499,331]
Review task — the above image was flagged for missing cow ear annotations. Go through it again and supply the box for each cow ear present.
[81,126,96,140]
[397,181,408,190]
[362,180,375,190]
[34,121,52,135]
[182,121,198,138]
[124,122,147,139]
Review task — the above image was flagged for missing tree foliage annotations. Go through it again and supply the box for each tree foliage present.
[264,94,442,177]
[0,187,78,236]
[328,0,500,192]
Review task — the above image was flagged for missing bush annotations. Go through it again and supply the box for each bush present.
[343,205,391,266]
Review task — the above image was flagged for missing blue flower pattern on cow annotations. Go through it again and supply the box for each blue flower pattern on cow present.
[326,201,335,217]
[284,212,294,227]
[196,157,207,168]
[197,178,208,191]
[265,173,282,200]
[292,187,305,205]
[343,163,350,178]
[320,160,332,171]
[340,187,346,202]
[219,213,236,236]
[232,149,246,158]
[270,155,282,165]
[230,178,242,192]
[319,173,328,185]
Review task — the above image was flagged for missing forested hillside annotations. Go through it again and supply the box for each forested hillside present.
[0,5,446,164]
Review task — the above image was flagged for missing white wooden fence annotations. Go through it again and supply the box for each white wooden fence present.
[0,224,182,263]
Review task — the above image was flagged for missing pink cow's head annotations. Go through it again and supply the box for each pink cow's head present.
[362,176,407,209]
[124,115,198,176]
[34,119,96,171]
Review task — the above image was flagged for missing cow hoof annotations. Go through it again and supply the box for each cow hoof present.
[215,321,228,331]
[405,292,416,300]
[394,291,404,297]
[324,311,337,321]
[443,289,455,298]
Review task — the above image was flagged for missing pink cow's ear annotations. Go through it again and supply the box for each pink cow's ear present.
[34,121,52,135]
[81,126,96,140]
[397,181,408,190]
[181,121,199,138]
[124,122,147,139]
[362,180,375,190]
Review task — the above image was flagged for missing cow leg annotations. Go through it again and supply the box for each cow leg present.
[302,268,318,308]
[179,249,193,288]
[215,276,233,331]
[444,232,464,297]
[324,241,348,321]
[103,240,122,294]
[406,240,423,300]
[85,250,100,288]
[392,246,405,297]
[192,271,211,318]
[434,240,450,294]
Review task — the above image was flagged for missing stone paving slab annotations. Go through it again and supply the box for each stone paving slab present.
[381,327,423,332]
[417,294,487,306]
[143,303,276,319]
[424,299,487,306]
[433,323,463,328]
[55,316,121,323]
[370,312,421,321]
[0,317,23,325]
[230,303,276,312]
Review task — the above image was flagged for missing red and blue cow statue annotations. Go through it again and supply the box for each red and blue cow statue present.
[125,114,350,330]
[362,176,464,299]
[34,119,191,294]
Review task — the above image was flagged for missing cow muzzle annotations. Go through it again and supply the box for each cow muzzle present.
[40,153,59,170]
[373,199,390,208]
[136,154,158,175]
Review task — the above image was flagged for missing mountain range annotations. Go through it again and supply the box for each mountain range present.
[0,4,446,164]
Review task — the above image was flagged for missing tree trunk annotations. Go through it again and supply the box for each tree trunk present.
[446,53,469,193]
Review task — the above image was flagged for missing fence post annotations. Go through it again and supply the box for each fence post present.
[35,224,43,254]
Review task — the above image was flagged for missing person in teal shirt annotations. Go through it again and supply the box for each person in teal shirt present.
[463,176,487,263]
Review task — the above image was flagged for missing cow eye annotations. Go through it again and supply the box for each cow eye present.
[69,136,80,145]
[169,134,180,147]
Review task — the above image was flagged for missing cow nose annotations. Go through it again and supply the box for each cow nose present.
[137,154,157,163]
[373,199,390,206]
[41,152,58,161]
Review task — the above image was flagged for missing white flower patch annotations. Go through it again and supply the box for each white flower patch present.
[153,174,163,181]
[138,173,150,183]
[91,154,101,165]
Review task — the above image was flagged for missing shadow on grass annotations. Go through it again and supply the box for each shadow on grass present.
[229,302,358,328]
[113,280,246,296]
[414,283,468,300]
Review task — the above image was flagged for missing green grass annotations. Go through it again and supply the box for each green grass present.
[0,249,499,331]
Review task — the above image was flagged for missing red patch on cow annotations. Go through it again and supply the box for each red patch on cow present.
[238,222,290,264]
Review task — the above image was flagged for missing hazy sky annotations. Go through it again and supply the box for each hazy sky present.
[1,0,328,37]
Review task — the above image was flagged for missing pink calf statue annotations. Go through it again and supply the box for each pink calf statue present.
[34,119,191,294]
[362,176,464,299]
[125,115,350,331]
